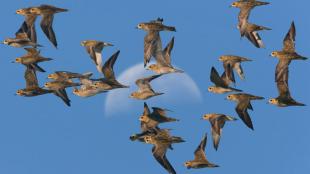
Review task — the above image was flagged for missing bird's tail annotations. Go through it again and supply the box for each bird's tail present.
[171,136,185,143]
[255,1,270,6]
[258,25,272,31]
[252,96,265,100]
[164,26,176,32]
[82,72,93,79]
[293,101,306,106]
[55,8,69,13]
[294,54,308,60]
[230,87,242,92]
[31,63,46,72]
[155,92,164,96]
[174,68,184,73]
[226,116,238,121]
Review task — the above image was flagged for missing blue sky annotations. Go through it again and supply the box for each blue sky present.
[0,0,310,174]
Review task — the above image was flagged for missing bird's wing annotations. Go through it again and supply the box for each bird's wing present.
[194,133,207,161]
[54,89,71,106]
[277,80,291,99]
[236,100,254,130]
[222,62,235,85]
[275,59,290,83]
[93,42,104,66]
[210,67,227,87]
[152,144,176,174]
[25,14,37,43]
[144,31,161,67]
[40,14,57,48]
[233,62,245,79]
[151,107,168,117]
[211,127,221,151]
[238,6,252,35]
[85,44,99,65]
[15,21,29,38]
[25,66,39,88]
[245,31,264,48]
[135,75,161,92]
[283,22,295,53]
[162,37,174,65]
[102,50,120,80]
[24,47,39,56]
[143,102,151,115]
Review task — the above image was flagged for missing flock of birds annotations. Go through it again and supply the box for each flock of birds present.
[2,1,308,174]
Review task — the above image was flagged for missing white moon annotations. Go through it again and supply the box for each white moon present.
[104,63,203,117]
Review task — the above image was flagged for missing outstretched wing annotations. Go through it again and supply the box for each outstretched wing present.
[162,37,174,65]
[25,66,39,88]
[152,145,176,174]
[102,50,120,80]
[210,67,227,87]
[194,133,207,161]
[236,101,254,130]
[40,14,57,48]
[136,75,161,92]
[282,22,295,53]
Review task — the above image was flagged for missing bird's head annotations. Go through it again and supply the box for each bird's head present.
[147,64,157,71]
[2,39,10,45]
[47,73,57,79]
[207,86,215,92]
[139,115,150,122]
[130,92,138,98]
[14,58,22,63]
[72,88,79,94]
[202,114,212,120]
[268,98,279,105]
[16,89,24,96]
[230,2,240,7]
[143,136,153,144]
[136,23,146,30]
[226,94,236,101]
[184,161,192,169]
[44,82,52,88]
[270,51,279,57]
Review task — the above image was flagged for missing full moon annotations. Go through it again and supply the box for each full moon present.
[104,63,203,117]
